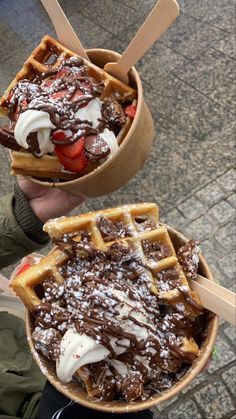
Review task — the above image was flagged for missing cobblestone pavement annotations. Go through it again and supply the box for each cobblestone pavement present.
[0,0,235,417]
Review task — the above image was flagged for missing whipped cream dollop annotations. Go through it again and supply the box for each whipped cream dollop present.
[14,99,118,158]
[14,109,55,154]
[57,329,109,382]
[57,286,151,383]
[75,98,118,156]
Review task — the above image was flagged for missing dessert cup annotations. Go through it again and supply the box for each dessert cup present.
[25,223,218,413]
[19,48,154,198]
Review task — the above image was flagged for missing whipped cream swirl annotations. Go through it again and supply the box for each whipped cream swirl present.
[14,109,55,155]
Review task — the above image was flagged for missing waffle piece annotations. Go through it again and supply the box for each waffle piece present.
[0,35,137,180]
[12,203,204,402]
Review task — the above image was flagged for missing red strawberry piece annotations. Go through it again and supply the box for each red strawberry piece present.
[17,263,31,275]
[6,90,14,103]
[56,137,85,159]
[55,67,68,79]
[21,98,27,109]
[51,89,68,100]
[43,79,54,88]
[124,104,137,119]
[13,104,21,122]
[82,80,92,90]
[55,148,88,173]
[72,88,84,100]
[52,129,73,143]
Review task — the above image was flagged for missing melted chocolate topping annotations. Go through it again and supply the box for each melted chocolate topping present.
[0,127,21,151]
[2,56,128,162]
[31,233,211,402]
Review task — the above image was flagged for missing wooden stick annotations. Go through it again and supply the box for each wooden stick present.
[104,0,179,83]
[41,0,90,61]
[189,275,236,325]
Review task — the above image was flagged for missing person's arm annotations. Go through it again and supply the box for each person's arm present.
[0,177,84,269]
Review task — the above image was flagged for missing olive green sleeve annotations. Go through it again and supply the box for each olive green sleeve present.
[0,193,49,269]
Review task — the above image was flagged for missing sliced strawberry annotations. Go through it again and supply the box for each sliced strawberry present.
[56,137,85,159]
[13,104,21,122]
[17,263,31,275]
[55,67,68,79]
[72,88,84,100]
[55,148,88,173]
[124,104,137,119]
[51,89,68,100]
[6,90,14,103]
[52,129,73,143]
[43,79,54,88]
[21,98,27,109]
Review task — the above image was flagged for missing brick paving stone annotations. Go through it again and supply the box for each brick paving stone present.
[212,33,236,60]
[196,182,226,206]
[222,365,236,395]
[159,13,223,60]
[224,325,236,346]
[161,207,187,232]
[214,221,236,254]
[200,239,222,268]
[172,48,235,113]
[177,196,205,221]
[137,42,189,87]
[217,253,235,290]
[151,406,162,419]
[207,332,235,374]
[208,200,235,224]
[157,396,178,412]
[118,0,156,15]
[167,399,202,418]
[80,0,143,36]
[194,380,235,418]
[227,193,236,208]
[181,371,207,393]
[216,169,236,193]
[178,0,235,32]
[184,214,215,241]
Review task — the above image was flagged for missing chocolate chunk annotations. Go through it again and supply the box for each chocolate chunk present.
[101,98,126,134]
[100,376,117,401]
[177,240,200,280]
[0,127,21,151]
[107,242,131,262]
[120,372,144,402]
[84,135,110,161]
[97,216,131,242]
[134,215,157,232]
[156,267,181,292]
[63,56,84,68]
[32,327,61,360]
[142,240,171,262]
[96,216,118,241]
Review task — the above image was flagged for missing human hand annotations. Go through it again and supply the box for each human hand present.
[17,176,85,223]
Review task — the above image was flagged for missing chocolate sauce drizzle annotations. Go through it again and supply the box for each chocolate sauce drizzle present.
[1,56,127,161]
[31,231,212,402]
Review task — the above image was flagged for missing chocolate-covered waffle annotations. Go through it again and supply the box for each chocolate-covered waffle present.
[0,35,137,180]
[12,203,210,403]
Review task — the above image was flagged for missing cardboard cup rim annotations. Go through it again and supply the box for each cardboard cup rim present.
[25,223,218,413]
[20,48,143,189]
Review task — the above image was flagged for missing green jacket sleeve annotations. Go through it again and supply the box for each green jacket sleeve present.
[0,193,48,269]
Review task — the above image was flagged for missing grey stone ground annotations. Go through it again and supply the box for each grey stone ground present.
[0,0,235,417]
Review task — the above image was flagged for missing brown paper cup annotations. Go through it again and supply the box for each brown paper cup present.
[25,223,218,414]
[25,48,154,198]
